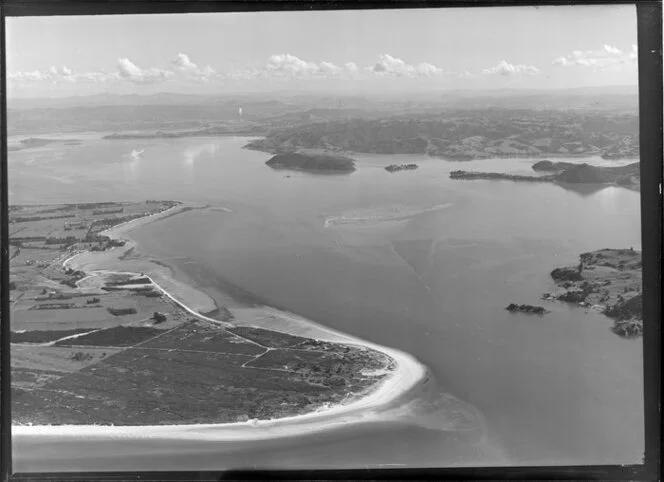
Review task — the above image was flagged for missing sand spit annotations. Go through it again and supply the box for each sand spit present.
[15,201,429,441]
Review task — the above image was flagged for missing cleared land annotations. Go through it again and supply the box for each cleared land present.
[9,202,395,425]
[545,248,643,337]
[12,319,392,425]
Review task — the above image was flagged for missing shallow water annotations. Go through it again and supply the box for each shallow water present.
[10,136,644,469]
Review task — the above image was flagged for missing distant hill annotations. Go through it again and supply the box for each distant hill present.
[7,87,639,143]
[246,111,640,160]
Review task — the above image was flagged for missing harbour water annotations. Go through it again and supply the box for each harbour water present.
[10,135,644,470]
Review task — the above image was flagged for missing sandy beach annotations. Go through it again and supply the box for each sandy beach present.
[15,201,429,441]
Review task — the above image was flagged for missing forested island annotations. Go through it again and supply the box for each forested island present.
[385,164,419,172]
[505,304,548,315]
[450,171,554,183]
[265,151,357,173]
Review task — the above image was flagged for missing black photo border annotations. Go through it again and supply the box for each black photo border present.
[0,1,661,480]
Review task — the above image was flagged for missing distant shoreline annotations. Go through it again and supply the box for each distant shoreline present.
[244,142,640,162]
[9,128,640,163]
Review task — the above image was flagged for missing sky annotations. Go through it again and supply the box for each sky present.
[5,4,639,98]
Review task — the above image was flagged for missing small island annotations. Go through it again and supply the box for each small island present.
[385,163,419,173]
[546,248,643,338]
[450,170,553,183]
[265,151,357,173]
[505,303,548,315]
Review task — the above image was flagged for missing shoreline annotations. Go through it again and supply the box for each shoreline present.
[244,143,640,163]
[14,202,429,440]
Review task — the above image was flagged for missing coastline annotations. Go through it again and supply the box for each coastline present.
[14,201,429,440]
[244,143,640,162]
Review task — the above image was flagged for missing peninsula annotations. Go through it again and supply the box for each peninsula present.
[531,160,578,171]
[544,248,643,338]
[449,162,640,190]
[9,201,425,427]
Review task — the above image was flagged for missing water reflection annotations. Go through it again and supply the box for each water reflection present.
[183,143,220,168]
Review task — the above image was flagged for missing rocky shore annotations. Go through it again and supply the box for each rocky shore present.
[544,249,643,337]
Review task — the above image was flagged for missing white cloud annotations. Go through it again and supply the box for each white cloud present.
[8,70,49,82]
[368,54,444,77]
[265,53,320,76]
[75,72,112,83]
[629,44,638,61]
[9,54,222,88]
[457,69,475,79]
[603,44,622,55]
[344,62,359,73]
[232,54,359,80]
[116,57,173,84]
[415,62,444,76]
[8,65,112,85]
[172,53,197,71]
[552,44,636,69]
[49,65,73,77]
[370,54,411,76]
[482,60,540,76]
[318,61,342,76]
[171,53,217,82]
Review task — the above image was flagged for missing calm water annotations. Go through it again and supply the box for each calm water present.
[10,136,644,469]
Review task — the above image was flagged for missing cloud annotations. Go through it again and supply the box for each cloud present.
[172,53,197,71]
[264,53,321,76]
[629,44,638,61]
[456,69,476,79]
[318,61,342,76]
[8,70,49,82]
[265,53,318,76]
[368,54,444,77]
[552,44,636,69]
[344,62,359,73]
[482,60,540,76]
[116,57,173,84]
[49,65,72,77]
[9,54,221,88]
[415,62,444,76]
[8,65,113,85]
[231,54,359,80]
[171,53,217,82]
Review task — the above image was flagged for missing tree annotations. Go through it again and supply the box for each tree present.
[153,311,167,324]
